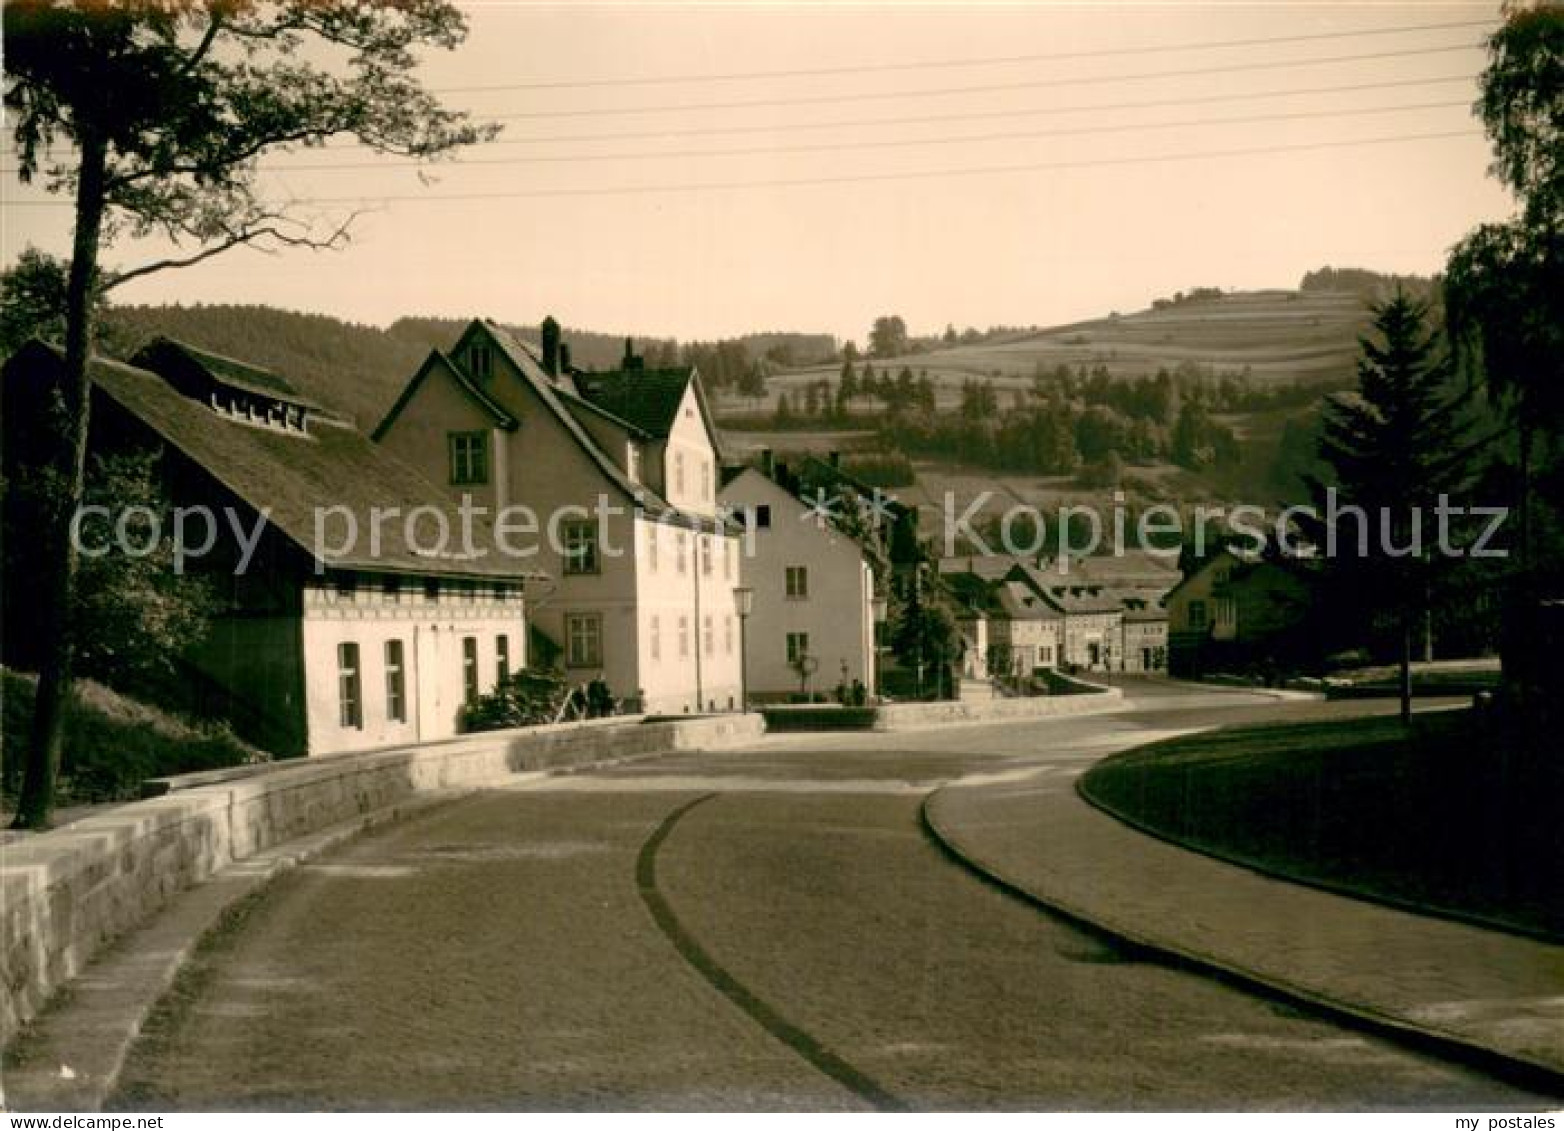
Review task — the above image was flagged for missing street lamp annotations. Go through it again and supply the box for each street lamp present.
[732,586,753,712]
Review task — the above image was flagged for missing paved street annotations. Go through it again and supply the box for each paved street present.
[112,683,1553,1110]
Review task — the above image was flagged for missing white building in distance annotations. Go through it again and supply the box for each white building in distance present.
[720,465,877,702]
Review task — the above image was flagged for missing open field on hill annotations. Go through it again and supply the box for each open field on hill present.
[709,289,1372,419]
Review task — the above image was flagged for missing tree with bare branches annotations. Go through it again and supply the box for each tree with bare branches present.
[3,0,497,828]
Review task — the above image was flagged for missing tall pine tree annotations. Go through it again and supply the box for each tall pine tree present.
[1305,294,1472,723]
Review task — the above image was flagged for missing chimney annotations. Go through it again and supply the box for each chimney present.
[760,448,775,478]
[541,315,560,377]
[623,337,644,371]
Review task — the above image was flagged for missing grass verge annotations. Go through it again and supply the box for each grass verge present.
[1079,709,1563,941]
[2,668,267,807]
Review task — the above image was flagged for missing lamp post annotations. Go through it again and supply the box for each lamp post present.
[797,653,819,699]
[732,585,753,712]
[871,593,888,701]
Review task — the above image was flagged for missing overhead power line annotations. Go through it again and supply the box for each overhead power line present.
[0,69,1480,168]
[288,72,1468,152]
[255,99,1472,173]
[451,73,1479,148]
[138,72,1466,156]
[277,128,1485,204]
[483,42,1482,121]
[434,17,1493,93]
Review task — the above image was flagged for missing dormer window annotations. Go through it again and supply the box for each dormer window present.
[209,386,309,433]
[468,343,492,380]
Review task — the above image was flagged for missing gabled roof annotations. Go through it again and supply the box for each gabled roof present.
[1164,543,1316,604]
[1163,545,1252,603]
[570,367,697,439]
[474,320,650,506]
[8,340,539,581]
[995,579,1064,621]
[371,347,518,440]
[552,382,654,441]
[938,554,1016,581]
[1026,551,1179,589]
[469,320,736,535]
[943,550,1178,590]
[1006,562,1121,615]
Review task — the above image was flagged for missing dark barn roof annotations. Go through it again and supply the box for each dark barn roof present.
[5,340,541,582]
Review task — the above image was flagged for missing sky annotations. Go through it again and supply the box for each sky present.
[2,1,1517,347]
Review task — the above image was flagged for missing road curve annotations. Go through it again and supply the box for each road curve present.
[111,683,1553,1110]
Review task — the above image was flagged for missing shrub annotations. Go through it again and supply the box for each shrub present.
[462,667,570,731]
[1,669,265,805]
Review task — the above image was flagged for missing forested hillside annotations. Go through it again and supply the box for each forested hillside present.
[104,304,835,428]
[109,304,431,428]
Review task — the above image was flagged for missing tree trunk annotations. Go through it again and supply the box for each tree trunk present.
[11,130,108,831]
[1400,610,1413,727]
[1508,414,1536,719]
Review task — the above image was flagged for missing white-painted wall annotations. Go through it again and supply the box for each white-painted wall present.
[300,580,526,755]
[658,383,719,517]
[990,616,1062,674]
[720,469,876,701]
[630,516,744,714]
[1062,611,1123,670]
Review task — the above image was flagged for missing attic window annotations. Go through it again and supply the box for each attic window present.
[210,387,308,433]
[468,343,492,380]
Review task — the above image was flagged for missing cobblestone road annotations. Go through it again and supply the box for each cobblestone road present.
[112,686,1555,1110]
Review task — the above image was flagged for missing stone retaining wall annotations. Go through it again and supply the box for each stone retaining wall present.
[876,684,1122,729]
[0,713,762,1047]
[760,685,1123,732]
